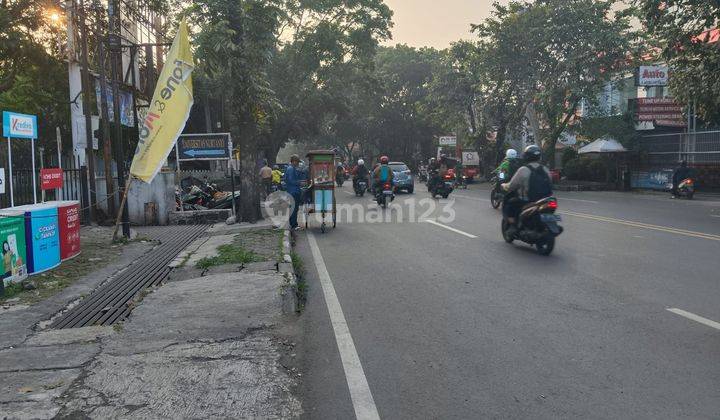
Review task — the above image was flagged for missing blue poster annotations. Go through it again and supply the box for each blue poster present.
[17,204,61,274]
[631,170,674,190]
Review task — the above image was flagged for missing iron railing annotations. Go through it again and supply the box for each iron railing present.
[639,130,720,165]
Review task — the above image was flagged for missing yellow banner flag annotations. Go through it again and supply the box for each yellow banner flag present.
[130,19,194,183]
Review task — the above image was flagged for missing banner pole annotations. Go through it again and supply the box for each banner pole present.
[176,145,183,212]
[112,176,132,240]
[31,137,37,204]
[7,137,13,207]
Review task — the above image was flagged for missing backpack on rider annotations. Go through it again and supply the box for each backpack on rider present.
[526,165,553,202]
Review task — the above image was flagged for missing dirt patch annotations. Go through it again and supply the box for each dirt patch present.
[0,226,152,306]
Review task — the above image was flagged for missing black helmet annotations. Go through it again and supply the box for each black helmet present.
[523,145,542,162]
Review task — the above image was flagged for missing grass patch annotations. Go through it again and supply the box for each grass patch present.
[290,251,304,276]
[0,282,25,300]
[196,244,263,269]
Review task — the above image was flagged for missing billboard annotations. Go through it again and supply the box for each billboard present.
[635,98,686,127]
[2,111,37,139]
[0,211,28,286]
[637,65,669,87]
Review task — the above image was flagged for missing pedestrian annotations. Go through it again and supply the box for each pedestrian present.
[259,160,273,196]
[283,155,303,230]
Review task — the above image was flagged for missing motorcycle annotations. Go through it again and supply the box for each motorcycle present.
[376,181,395,208]
[354,178,368,197]
[429,173,454,199]
[455,174,468,190]
[501,196,563,256]
[670,178,695,199]
[336,172,345,187]
[490,172,507,209]
[419,167,428,182]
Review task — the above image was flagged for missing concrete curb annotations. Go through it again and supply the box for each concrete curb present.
[279,228,298,314]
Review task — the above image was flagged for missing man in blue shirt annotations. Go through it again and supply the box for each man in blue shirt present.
[283,155,303,230]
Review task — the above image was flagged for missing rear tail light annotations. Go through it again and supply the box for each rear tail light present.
[548,200,558,210]
[384,182,392,189]
[443,174,453,180]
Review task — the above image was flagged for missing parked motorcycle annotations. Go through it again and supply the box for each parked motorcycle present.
[429,173,454,199]
[376,181,395,208]
[490,172,507,209]
[501,196,563,256]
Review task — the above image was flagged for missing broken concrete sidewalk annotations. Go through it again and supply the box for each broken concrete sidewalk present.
[0,225,302,419]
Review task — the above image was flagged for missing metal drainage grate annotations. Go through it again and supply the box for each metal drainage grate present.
[52,224,209,328]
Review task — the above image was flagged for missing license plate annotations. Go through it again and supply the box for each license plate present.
[383,190,393,195]
[445,182,454,187]
[541,214,561,222]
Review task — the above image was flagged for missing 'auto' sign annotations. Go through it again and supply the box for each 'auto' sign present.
[637,65,669,87]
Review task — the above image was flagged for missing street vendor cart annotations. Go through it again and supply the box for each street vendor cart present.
[303,150,337,233]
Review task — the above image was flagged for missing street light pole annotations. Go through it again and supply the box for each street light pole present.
[77,0,97,222]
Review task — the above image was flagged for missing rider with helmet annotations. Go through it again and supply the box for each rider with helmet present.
[501,145,552,226]
[352,159,369,190]
[373,156,394,191]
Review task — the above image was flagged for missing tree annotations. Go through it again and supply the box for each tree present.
[532,0,632,167]
[634,0,720,125]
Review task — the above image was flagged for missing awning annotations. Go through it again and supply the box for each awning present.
[578,136,627,154]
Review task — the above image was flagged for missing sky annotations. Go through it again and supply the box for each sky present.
[382,0,509,49]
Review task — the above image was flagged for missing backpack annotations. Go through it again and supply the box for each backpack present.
[526,165,553,202]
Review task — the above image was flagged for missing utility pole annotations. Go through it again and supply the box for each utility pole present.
[97,38,116,216]
[108,0,130,237]
[77,0,97,222]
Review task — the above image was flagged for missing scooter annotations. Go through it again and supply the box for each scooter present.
[490,172,506,209]
[501,196,563,256]
[336,173,345,187]
[354,179,368,197]
[376,181,395,208]
[670,178,695,200]
[429,173,454,199]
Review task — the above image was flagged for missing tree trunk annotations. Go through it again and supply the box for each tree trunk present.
[238,150,261,223]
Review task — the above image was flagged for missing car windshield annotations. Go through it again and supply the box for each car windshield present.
[390,164,408,172]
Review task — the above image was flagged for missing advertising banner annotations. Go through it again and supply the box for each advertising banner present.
[635,98,686,127]
[40,168,63,190]
[0,211,28,286]
[17,204,60,274]
[129,19,194,184]
[94,81,136,127]
[461,151,480,166]
[439,136,457,146]
[631,169,674,190]
[52,201,81,260]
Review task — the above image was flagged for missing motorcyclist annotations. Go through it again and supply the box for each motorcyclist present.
[428,156,449,191]
[373,155,394,193]
[351,159,369,190]
[671,161,691,198]
[455,160,464,186]
[502,145,552,228]
[495,149,520,179]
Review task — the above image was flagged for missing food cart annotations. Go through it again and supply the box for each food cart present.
[303,150,337,233]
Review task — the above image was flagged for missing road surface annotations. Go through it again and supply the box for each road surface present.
[293,182,720,419]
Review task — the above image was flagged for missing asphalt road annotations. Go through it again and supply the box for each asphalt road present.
[294,181,720,419]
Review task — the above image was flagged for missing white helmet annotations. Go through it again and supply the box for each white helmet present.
[358,159,365,165]
[506,149,518,159]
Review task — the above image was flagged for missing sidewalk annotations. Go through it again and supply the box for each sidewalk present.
[0,223,303,419]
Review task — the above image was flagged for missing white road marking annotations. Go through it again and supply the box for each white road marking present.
[667,308,720,331]
[423,219,478,238]
[453,194,490,202]
[306,232,381,420]
[344,191,355,195]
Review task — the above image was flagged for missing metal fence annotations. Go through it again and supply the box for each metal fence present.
[638,130,720,165]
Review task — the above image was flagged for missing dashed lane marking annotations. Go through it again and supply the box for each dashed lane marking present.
[667,308,720,331]
[422,219,478,239]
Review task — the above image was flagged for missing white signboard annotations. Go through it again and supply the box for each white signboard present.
[637,65,669,87]
[439,136,457,146]
[462,151,480,166]
[559,131,577,146]
[0,168,5,194]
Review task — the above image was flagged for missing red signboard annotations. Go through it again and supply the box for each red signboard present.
[56,201,81,260]
[40,168,63,190]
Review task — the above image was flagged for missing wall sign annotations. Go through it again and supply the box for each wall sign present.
[637,65,669,87]
[176,133,232,161]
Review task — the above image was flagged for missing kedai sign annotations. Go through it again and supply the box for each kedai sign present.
[2,111,38,139]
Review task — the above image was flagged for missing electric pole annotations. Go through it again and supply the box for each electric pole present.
[77,0,97,222]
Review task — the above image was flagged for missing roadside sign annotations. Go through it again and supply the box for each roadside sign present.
[40,168,63,190]
[177,133,232,161]
[439,136,457,146]
[636,65,669,87]
[462,151,480,166]
[3,111,37,139]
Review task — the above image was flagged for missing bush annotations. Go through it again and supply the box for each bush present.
[561,148,578,168]
[563,157,609,182]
